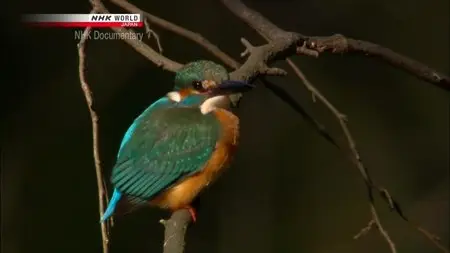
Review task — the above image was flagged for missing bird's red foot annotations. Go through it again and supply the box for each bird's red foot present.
[186,206,197,223]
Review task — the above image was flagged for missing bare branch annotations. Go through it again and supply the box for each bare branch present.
[92,0,182,72]
[221,0,450,92]
[81,0,449,253]
[297,42,320,57]
[229,35,299,81]
[113,26,182,71]
[221,0,448,252]
[240,38,288,76]
[77,20,110,253]
[417,226,449,253]
[110,0,240,70]
[354,219,375,239]
[369,204,397,252]
[143,18,163,53]
[286,59,396,252]
[221,0,287,41]
[260,78,341,149]
[160,210,192,253]
[305,35,450,91]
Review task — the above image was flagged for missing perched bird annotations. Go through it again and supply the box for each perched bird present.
[101,61,252,222]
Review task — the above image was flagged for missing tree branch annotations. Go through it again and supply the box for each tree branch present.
[160,210,192,253]
[221,0,448,252]
[91,0,183,72]
[77,10,110,253]
[110,0,241,70]
[286,58,396,252]
[305,35,450,90]
[221,0,450,92]
[79,0,449,252]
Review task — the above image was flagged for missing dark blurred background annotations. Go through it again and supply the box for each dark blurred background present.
[2,0,448,253]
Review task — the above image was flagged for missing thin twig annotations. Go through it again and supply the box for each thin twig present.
[77,25,110,253]
[286,59,396,252]
[222,0,448,252]
[417,226,449,253]
[110,0,241,70]
[143,17,163,53]
[80,0,448,252]
[292,30,448,253]
[354,219,375,239]
[239,38,288,76]
[304,35,450,91]
[90,0,183,72]
[221,0,449,92]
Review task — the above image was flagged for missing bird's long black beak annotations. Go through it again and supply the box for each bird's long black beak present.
[211,80,255,95]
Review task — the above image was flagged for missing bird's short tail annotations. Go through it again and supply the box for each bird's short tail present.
[100,188,122,223]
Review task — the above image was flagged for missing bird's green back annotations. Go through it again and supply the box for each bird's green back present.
[111,106,222,200]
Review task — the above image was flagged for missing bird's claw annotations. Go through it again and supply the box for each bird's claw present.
[186,206,197,223]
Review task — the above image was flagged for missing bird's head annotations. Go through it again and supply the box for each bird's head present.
[174,60,230,90]
[169,60,254,114]
[167,79,253,114]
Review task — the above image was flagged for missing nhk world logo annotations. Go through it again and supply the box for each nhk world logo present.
[23,13,144,28]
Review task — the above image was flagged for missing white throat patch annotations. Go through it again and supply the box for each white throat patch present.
[166,91,181,102]
[200,95,230,114]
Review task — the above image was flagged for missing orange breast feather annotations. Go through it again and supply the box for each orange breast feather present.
[151,109,239,210]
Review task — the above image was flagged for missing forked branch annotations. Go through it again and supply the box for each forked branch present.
[221,0,447,252]
[78,0,449,253]
[221,0,450,91]
[111,0,241,70]
[305,35,450,90]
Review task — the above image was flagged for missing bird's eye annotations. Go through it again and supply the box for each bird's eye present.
[192,80,204,91]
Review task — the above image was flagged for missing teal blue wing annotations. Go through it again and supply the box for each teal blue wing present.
[117,97,174,155]
[111,107,221,200]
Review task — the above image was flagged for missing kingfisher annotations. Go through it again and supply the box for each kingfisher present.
[101,60,252,222]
